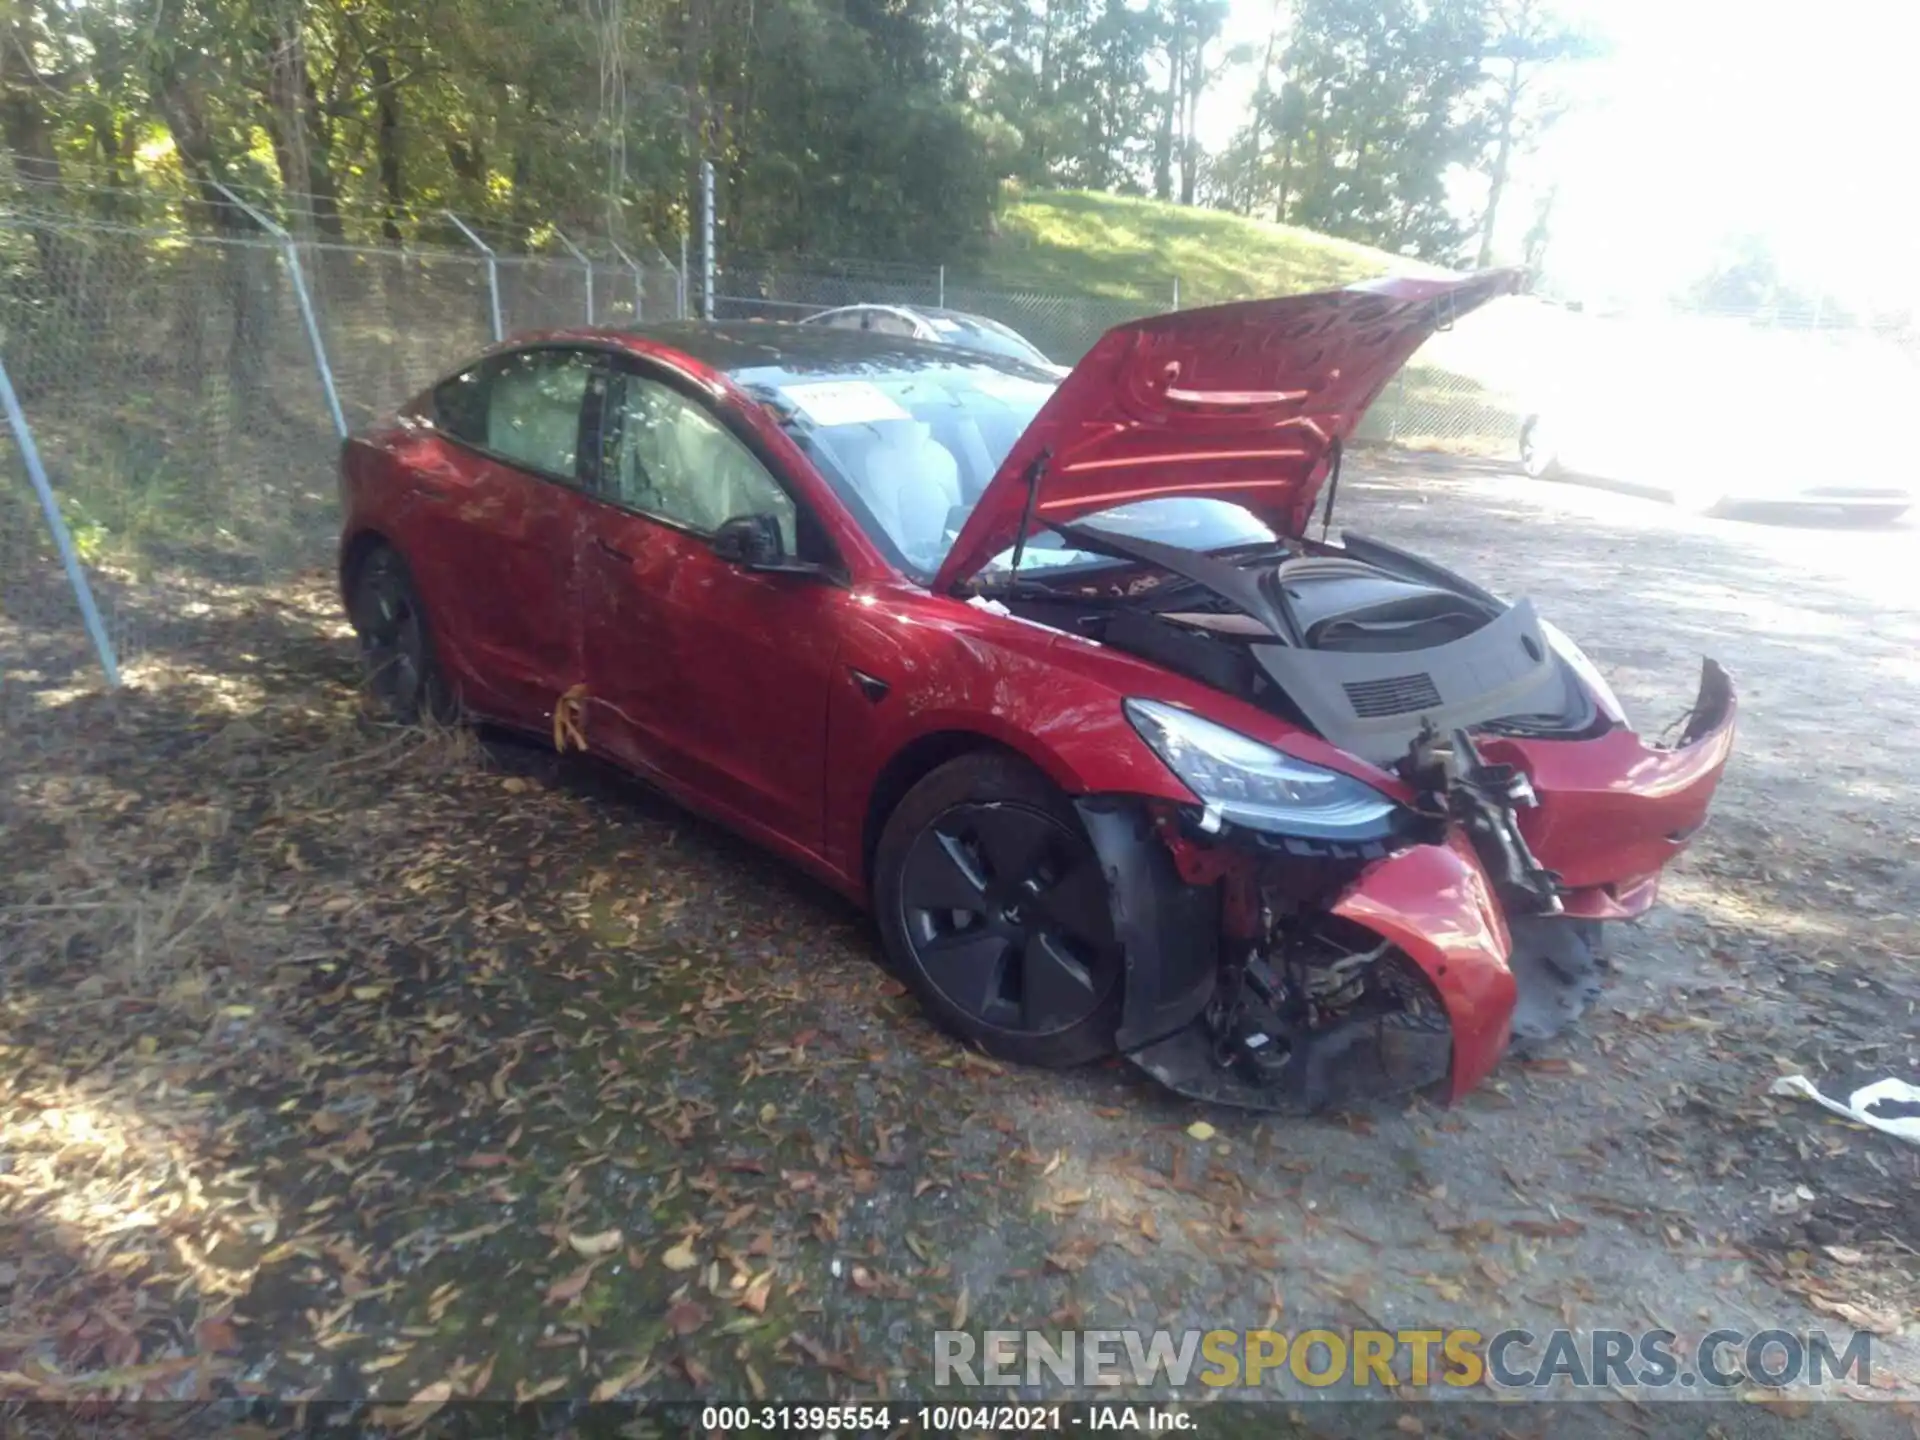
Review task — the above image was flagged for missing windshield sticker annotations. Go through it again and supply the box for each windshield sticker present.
[781,381,913,428]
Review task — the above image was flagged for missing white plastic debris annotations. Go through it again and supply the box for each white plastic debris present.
[1769,1074,1920,1147]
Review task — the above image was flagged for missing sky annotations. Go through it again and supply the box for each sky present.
[1199,0,1920,309]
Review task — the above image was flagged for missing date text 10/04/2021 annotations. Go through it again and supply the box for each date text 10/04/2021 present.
[698,1407,1191,1431]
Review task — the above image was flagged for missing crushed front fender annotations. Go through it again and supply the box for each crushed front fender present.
[1330,831,1515,1100]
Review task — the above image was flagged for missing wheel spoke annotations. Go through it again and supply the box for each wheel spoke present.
[1019,931,1097,1032]
[1031,854,1113,946]
[916,931,1013,1019]
[902,829,990,914]
[966,806,1052,889]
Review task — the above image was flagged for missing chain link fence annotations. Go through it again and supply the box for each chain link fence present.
[1,195,681,712]
[11,189,1915,711]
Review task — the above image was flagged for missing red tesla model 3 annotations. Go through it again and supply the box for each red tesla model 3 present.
[338,269,1737,1112]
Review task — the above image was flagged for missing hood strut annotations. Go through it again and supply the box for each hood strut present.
[1004,447,1052,586]
[1318,437,1344,541]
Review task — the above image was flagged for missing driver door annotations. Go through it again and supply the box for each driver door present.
[575,363,844,850]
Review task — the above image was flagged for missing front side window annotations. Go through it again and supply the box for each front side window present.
[600,372,797,551]
[432,349,599,481]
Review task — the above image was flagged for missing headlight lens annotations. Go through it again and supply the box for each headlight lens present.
[1124,698,1401,840]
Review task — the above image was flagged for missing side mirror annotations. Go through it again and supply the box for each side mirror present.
[711,513,784,568]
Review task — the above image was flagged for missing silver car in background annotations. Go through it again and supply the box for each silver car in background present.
[1517,318,1913,522]
[802,303,1071,377]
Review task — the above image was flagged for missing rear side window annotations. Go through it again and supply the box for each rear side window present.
[431,349,602,481]
[433,367,488,444]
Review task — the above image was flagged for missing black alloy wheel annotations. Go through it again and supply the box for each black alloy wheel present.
[875,753,1123,1068]
[349,546,450,723]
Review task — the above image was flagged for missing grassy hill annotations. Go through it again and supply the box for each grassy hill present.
[950,188,1520,455]
[969,189,1443,305]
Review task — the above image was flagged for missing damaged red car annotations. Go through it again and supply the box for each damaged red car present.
[337,268,1737,1112]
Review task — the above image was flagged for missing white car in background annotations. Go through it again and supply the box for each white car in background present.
[1517,326,1913,523]
[802,303,1071,377]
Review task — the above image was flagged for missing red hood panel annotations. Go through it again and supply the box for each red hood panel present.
[930,268,1527,592]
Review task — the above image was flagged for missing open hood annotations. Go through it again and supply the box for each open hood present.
[930,268,1527,593]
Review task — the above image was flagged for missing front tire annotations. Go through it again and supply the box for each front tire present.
[347,545,454,723]
[1518,415,1560,479]
[873,752,1124,1069]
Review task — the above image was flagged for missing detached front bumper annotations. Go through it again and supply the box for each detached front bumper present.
[1099,660,1736,1114]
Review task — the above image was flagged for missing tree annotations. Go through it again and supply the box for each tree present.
[1240,0,1488,259]
[1470,0,1602,266]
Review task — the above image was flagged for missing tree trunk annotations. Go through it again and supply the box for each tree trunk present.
[1034,0,1055,178]
[369,52,405,244]
[1475,61,1522,268]
[1243,0,1282,215]
[259,12,345,242]
[1154,0,1182,201]
[1175,25,1190,203]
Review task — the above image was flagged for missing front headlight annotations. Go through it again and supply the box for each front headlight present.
[1124,698,1402,841]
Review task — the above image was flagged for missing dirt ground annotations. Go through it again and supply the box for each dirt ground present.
[2,453,1917,1427]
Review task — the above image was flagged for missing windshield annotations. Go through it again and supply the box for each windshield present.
[753,367,1276,581]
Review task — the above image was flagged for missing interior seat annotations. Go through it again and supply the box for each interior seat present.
[852,421,961,565]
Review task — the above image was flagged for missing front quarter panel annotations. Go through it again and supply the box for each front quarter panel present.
[823,585,1205,882]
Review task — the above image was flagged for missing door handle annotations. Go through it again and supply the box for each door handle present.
[593,536,634,562]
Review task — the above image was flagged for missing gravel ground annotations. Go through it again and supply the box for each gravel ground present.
[1,451,1915,1427]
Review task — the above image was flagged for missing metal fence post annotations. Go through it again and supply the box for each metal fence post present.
[699,161,716,321]
[1172,275,1180,311]
[938,265,946,309]
[446,211,504,343]
[0,353,121,687]
[554,228,594,325]
[610,241,645,322]
[679,233,690,319]
[211,181,347,440]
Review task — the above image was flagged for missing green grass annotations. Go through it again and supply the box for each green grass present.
[970,188,1443,305]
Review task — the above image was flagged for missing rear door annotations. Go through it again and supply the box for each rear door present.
[575,361,846,849]
[404,346,606,726]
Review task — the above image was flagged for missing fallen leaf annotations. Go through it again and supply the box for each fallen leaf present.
[739,1271,774,1315]
[568,1228,623,1258]
[665,1299,710,1337]
[661,1240,699,1272]
[1186,1121,1217,1141]
[1510,1218,1585,1239]
[544,1262,598,1305]
[516,1376,569,1402]
[591,1354,656,1402]
[195,1318,240,1353]
[409,1381,455,1410]
[1823,1245,1867,1266]
[1395,1416,1424,1435]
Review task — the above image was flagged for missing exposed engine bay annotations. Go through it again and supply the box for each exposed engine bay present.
[999,526,1603,766]
[1031,529,1732,1114]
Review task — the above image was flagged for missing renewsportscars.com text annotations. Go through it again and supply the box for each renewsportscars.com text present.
[933,1327,1875,1392]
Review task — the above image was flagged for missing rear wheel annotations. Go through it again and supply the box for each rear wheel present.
[347,545,453,723]
[874,752,1123,1068]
